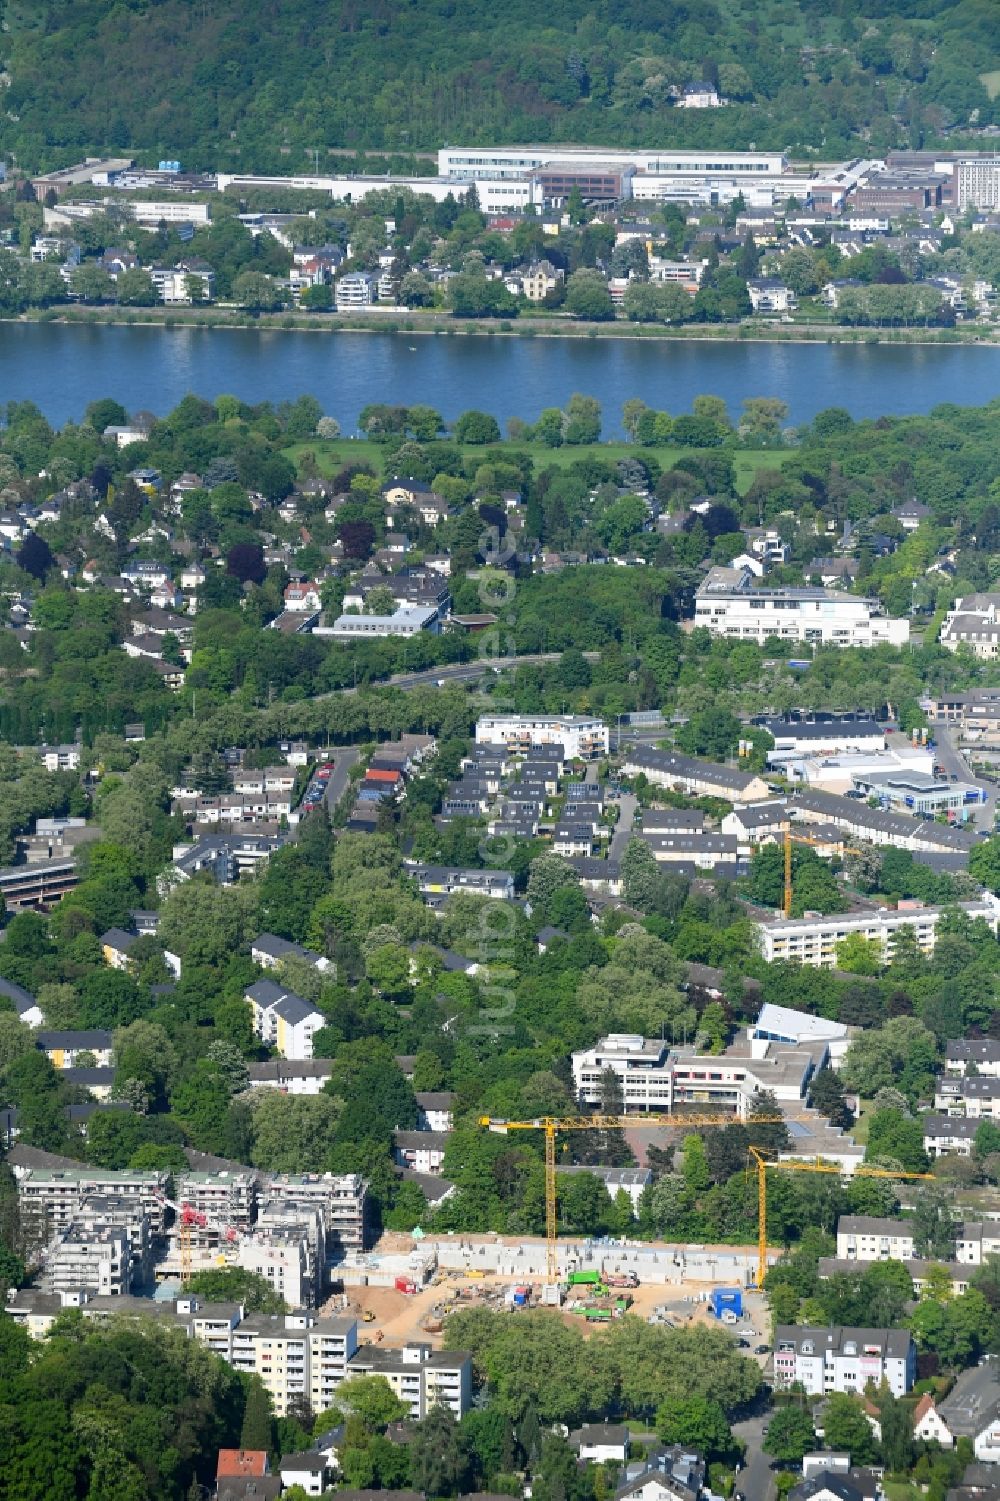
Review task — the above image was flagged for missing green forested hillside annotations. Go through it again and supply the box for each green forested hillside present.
[1,0,999,172]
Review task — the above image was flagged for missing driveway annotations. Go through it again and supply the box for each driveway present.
[609,793,638,862]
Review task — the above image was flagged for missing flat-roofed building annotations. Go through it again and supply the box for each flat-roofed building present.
[695,567,909,648]
[757,897,1000,967]
[475,713,608,760]
[230,1312,358,1417]
[15,1166,169,1235]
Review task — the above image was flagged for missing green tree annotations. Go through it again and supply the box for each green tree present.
[186,1267,288,1313]
[409,1405,467,1496]
[454,410,501,445]
[822,1393,877,1463]
[763,1406,815,1465]
[565,270,615,322]
[115,268,157,306]
[656,1396,733,1461]
[241,1377,275,1452]
[233,270,284,311]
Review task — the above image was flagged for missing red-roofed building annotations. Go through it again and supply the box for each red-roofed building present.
[284,582,321,612]
[217,1450,270,1481]
[912,1393,952,1447]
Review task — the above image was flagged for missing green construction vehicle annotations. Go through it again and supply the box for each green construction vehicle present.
[567,1270,609,1295]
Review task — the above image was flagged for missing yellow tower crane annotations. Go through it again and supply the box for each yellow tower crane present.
[748,1145,936,1290]
[782,823,862,918]
[479,1111,784,1280]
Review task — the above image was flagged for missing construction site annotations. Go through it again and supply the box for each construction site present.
[323,1231,774,1348]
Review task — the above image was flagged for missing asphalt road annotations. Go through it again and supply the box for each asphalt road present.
[933,726,995,831]
[732,1414,775,1501]
[322,746,360,813]
[314,650,604,699]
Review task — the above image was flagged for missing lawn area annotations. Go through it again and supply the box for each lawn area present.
[850,1101,873,1146]
[883,1483,923,1501]
[283,439,790,496]
[981,69,1000,99]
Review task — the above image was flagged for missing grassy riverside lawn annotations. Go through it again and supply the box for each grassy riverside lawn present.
[282,438,792,495]
[14,302,1000,347]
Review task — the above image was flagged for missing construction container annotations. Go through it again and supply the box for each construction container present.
[394,1276,418,1294]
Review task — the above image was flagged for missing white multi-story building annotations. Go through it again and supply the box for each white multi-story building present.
[334,272,377,308]
[245,980,325,1061]
[940,593,1000,658]
[835,1216,916,1262]
[571,1032,822,1116]
[935,1075,1000,1119]
[128,200,211,224]
[773,1325,915,1396]
[475,713,608,760]
[946,1039,1000,1077]
[694,566,909,648]
[230,1312,358,1417]
[349,1340,473,1420]
[923,1114,979,1158]
[756,896,1000,968]
[957,159,1000,211]
[955,1223,1000,1264]
[437,146,789,212]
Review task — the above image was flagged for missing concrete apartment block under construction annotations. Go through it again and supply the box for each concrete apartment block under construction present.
[10,1150,369,1305]
[41,1194,153,1290]
[41,1223,134,1297]
[173,1169,258,1232]
[266,1172,369,1260]
[14,1165,169,1237]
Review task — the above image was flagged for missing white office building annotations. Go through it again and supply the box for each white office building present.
[957,159,1000,211]
[694,566,909,648]
[437,145,789,210]
[319,604,439,639]
[571,1032,822,1116]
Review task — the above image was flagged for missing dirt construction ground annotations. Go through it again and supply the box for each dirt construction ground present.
[322,1275,770,1348]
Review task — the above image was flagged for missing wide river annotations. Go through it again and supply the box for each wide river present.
[4,321,1000,434]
